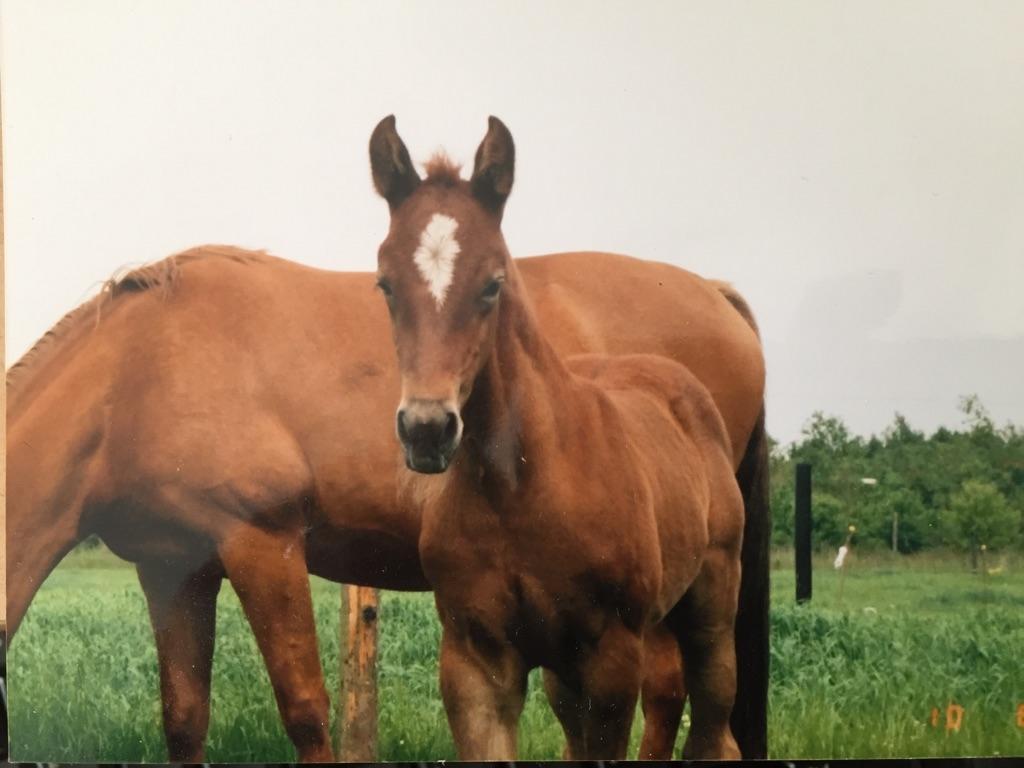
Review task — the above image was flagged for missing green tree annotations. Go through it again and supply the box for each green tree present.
[768,397,1024,555]
[860,485,936,553]
[792,412,859,471]
[771,480,795,547]
[811,492,848,548]
[959,394,994,433]
[941,480,1019,569]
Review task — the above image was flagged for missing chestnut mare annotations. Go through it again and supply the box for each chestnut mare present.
[371,116,748,759]
[6,142,768,761]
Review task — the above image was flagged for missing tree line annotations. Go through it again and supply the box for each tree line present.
[769,396,1024,559]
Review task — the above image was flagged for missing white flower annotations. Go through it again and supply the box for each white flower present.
[834,545,848,569]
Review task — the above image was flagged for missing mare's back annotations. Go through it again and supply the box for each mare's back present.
[520,251,763,467]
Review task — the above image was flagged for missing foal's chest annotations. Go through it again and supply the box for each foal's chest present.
[421,485,659,666]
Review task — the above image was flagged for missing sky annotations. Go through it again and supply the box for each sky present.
[2,1,1022,445]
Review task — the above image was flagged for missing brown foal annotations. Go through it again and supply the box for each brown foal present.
[371,116,745,759]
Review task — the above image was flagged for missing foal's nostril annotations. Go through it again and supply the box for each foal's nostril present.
[396,409,410,442]
[443,411,459,444]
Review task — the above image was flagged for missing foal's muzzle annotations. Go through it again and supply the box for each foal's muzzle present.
[396,400,462,474]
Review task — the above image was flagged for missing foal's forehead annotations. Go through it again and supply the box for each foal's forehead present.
[381,191,498,309]
[387,191,495,256]
[409,211,462,309]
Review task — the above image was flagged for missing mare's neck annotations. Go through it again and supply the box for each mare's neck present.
[459,269,576,492]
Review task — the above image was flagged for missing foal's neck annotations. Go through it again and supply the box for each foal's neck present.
[460,268,576,492]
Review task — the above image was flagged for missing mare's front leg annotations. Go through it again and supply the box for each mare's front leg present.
[676,547,742,760]
[219,524,334,762]
[638,621,687,759]
[437,620,528,760]
[137,559,222,762]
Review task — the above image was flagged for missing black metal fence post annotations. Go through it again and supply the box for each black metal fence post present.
[795,462,812,603]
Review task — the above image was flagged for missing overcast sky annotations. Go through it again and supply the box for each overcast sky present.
[3,1,1022,445]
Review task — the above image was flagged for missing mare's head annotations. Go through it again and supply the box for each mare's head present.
[370,115,516,474]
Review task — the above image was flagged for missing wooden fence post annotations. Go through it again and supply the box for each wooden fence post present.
[337,585,379,760]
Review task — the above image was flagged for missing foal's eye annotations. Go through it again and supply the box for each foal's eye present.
[376,278,394,298]
[480,278,503,304]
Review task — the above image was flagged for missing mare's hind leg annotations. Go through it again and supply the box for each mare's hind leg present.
[137,559,222,762]
[218,524,333,762]
[674,547,742,760]
[638,622,687,759]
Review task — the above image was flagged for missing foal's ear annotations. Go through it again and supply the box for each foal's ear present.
[369,115,421,211]
[470,116,515,214]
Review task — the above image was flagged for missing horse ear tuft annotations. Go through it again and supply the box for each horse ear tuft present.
[369,115,421,210]
[470,116,515,214]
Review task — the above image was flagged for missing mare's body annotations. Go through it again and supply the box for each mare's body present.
[7,215,766,760]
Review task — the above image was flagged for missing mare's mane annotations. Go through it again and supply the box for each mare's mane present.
[6,245,270,391]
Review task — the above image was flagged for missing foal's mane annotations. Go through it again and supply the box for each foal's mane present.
[422,152,464,187]
[6,245,270,392]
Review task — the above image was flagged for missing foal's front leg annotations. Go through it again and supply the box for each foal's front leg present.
[548,622,644,760]
[638,621,687,759]
[542,668,586,758]
[548,626,683,760]
[438,623,528,760]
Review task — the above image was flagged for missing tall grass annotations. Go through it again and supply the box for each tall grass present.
[7,547,1023,761]
[769,604,1022,757]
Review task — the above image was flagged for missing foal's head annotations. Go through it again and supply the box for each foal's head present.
[370,115,516,474]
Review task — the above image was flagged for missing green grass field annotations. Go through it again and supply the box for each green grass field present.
[8,545,1024,761]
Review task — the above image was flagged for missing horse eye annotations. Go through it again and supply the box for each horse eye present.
[480,279,502,302]
[376,278,393,298]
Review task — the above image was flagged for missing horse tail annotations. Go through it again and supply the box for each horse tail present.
[729,405,770,757]
[713,279,770,758]
[709,279,761,340]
